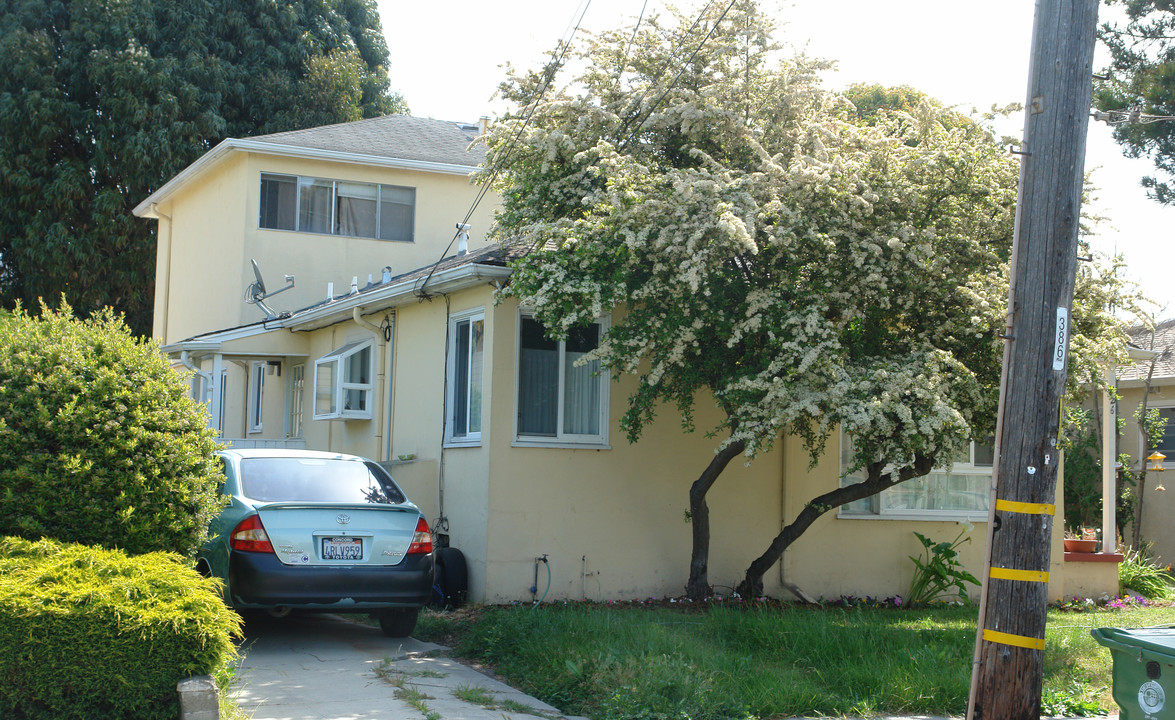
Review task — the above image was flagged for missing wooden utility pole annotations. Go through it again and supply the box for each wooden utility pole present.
[967,0,1099,718]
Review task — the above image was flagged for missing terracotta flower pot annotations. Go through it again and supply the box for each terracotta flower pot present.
[1064,539,1098,553]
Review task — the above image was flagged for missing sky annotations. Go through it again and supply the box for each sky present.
[378,0,1175,320]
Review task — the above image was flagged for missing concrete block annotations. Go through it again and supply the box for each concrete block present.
[177,675,219,720]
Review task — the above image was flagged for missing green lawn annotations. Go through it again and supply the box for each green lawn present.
[416,599,1175,719]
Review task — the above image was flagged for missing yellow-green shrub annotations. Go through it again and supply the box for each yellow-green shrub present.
[0,302,224,556]
[0,536,242,720]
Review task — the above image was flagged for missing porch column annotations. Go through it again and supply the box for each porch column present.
[1102,366,1117,554]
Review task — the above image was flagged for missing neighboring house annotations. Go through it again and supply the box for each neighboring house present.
[136,114,1110,604]
[1112,319,1175,565]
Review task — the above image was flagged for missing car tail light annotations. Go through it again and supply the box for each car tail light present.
[406,517,433,555]
[230,514,274,553]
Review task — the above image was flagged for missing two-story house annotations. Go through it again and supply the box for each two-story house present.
[136,114,1114,605]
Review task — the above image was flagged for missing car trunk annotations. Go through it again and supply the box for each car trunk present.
[254,503,419,567]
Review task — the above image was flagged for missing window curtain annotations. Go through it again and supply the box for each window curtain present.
[336,182,377,238]
[379,185,414,241]
[299,178,333,234]
[468,320,484,434]
[563,352,599,435]
[259,174,297,230]
[562,323,600,435]
[519,318,558,436]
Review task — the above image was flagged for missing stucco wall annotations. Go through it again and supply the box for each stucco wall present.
[1115,383,1175,565]
[152,153,249,343]
[150,149,500,344]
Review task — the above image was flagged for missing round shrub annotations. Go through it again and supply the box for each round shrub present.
[0,302,224,556]
[0,536,242,720]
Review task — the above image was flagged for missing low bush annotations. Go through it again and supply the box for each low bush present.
[0,536,242,720]
[1119,544,1175,600]
[0,303,224,556]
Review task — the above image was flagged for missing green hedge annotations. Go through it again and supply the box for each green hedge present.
[0,303,225,556]
[0,537,242,720]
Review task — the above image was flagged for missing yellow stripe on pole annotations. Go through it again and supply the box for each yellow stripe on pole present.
[983,629,1045,651]
[989,567,1049,583]
[994,499,1055,516]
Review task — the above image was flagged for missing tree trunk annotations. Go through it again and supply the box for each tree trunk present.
[685,438,746,600]
[735,455,934,599]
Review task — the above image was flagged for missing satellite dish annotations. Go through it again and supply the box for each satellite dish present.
[245,258,295,320]
[251,259,267,296]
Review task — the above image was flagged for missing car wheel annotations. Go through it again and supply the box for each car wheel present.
[379,608,419,638]
[436,547,468,608]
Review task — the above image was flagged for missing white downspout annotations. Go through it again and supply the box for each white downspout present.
[209,353,225,436]
[354,307,390,460]
[179,351,214,399]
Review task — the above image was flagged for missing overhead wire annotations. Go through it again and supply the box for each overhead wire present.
[416,0,594,298]
[617,0,742,147]
[420,0,743,282]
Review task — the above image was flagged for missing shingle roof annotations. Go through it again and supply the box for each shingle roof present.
[248,114,486,168]
[1120,318,1175,381]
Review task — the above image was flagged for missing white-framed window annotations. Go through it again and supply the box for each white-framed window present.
[259,173,415,242]
[287,364,305,438]
[313,341,374,420]
[446,310,485,446]
[515,312,608,446]
[248,361,265,433]
[1144,407,1175,463]
[838,431,992,521]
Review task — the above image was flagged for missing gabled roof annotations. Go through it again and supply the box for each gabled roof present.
[248,115,486,168]
[134,115,486,217]
[1120,318,1175,381]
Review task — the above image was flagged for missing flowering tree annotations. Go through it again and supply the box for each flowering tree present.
[486,0,1132,599]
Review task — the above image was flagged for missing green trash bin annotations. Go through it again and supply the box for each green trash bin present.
[1091,626,1175,719]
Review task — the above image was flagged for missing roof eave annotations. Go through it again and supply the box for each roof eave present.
[134,138,482,217]
[283,262,513,332]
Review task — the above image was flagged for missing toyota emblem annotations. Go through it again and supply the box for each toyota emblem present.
[336,513,352,525]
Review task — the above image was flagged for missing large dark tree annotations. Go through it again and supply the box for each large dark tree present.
[0,0,406,334]
[1098,0,1175,204]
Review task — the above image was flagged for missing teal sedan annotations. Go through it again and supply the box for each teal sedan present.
[198,449,434,637]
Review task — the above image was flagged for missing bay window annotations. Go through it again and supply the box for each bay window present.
[839,432,992,520]
[313,341,373,420]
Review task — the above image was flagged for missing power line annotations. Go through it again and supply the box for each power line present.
[618,0,741,146]
[416,0,594,298]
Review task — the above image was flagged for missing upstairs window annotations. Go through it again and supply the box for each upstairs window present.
[314,341,373,420]
[259,173,415,242]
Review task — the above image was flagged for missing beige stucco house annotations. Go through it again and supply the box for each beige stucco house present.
[1110,320,1175,565]
[135,113,1115,604]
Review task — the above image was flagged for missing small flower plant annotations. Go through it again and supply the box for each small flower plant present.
[1053,593,1153,612]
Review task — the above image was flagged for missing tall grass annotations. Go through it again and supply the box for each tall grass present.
[417,602,1175,719]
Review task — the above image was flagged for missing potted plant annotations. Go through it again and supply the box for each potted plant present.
[1064,527,1099,553]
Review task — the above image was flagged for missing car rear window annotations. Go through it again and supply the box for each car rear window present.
[239,458,407,504]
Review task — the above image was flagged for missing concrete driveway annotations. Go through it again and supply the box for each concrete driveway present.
[230,612,585,720]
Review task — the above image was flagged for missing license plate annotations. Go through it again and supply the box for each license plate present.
[321,537,363,560]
